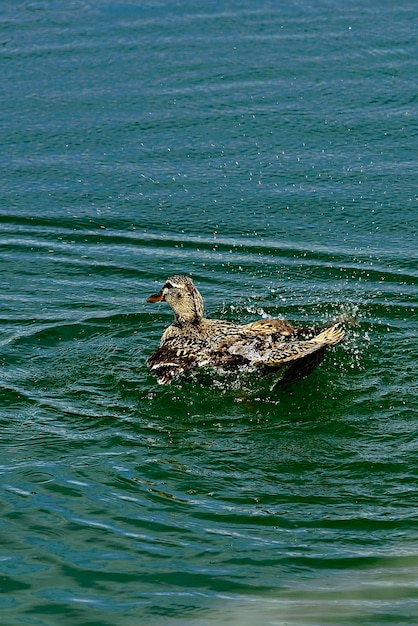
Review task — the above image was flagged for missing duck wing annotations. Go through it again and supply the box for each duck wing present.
[225,323,344,368]
[146,347,201,384]
[243,318,294,337]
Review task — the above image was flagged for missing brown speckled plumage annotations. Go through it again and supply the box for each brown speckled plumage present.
[146,275,344,385]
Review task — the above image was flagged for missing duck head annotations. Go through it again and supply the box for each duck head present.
[147,275,204,325]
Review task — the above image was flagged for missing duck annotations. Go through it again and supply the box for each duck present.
[146,275,345,386]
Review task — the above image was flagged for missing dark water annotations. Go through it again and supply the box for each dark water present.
[1,1,417,624]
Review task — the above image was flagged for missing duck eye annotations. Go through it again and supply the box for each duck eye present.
[164,282,174,290]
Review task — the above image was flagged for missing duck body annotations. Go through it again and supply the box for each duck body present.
[146,275,344,385]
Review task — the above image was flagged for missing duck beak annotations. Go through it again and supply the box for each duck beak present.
[147,290,164,303]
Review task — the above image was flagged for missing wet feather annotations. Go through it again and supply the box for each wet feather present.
[146,275,344,385]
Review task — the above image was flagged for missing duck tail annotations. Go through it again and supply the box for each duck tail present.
[268,322,345,388]
[292,311,355,341]
[311,322,345,346]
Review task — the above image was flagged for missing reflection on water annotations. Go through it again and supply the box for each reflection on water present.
[189,559,418,625]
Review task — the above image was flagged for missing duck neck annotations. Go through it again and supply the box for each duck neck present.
[174,311,202,327]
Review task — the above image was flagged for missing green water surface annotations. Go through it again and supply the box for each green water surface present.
[1,1,417,624]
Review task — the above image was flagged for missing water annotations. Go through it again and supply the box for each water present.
[1,0,417,624]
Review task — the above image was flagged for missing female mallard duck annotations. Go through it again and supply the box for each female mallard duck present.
[146,275,344,385]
